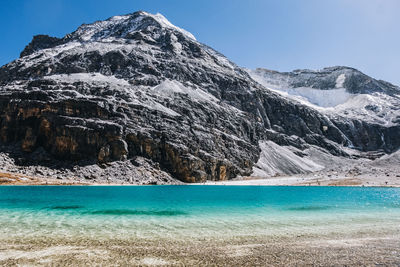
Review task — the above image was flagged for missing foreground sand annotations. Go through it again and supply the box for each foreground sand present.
[0,230,399,266]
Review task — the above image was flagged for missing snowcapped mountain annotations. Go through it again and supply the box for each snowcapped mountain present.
[0,11,399,183]
[248,67,400,126]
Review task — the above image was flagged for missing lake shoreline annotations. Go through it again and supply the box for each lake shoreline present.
[1,169,399,187]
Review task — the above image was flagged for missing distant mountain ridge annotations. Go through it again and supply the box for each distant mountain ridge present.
[249,66,399,94]
[0,11,399,183]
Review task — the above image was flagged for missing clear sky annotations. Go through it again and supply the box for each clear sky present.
[1,0,399,85]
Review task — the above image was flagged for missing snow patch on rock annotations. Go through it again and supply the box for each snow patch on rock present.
[152,80,218,103]
[44,73,181,117]
[45,73,130,86]
[281,87,352,108]
[335,74,346,88]
[148,12,196,41]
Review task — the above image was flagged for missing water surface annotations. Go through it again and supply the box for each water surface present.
[0,186,399,240]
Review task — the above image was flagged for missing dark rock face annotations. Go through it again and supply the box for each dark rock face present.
[0,11,399,183]
[20,35,64,58]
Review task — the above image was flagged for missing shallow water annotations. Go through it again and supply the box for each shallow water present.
[0,186,399,240]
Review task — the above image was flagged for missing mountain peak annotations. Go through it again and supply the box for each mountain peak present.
[69,11,196,42]
[135,11,196,40]
[19,11,196,58]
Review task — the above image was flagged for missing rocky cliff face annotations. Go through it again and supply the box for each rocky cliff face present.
[0,11,399,183]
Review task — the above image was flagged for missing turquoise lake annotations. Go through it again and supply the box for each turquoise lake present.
[1,186,400,240]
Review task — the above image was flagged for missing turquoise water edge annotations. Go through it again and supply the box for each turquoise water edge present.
[1,186,400,240]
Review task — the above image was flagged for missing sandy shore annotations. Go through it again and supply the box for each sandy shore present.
[0,231,399,266]
[0,171,91,185]
[2,168,400,187]
[0,171,165,186]
[198,174,400,187]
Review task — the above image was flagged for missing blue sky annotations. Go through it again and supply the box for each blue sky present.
[1,0,399,85]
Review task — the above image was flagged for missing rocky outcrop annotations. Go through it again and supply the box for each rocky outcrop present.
[20,35,64,58]
[0,11,399,183]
